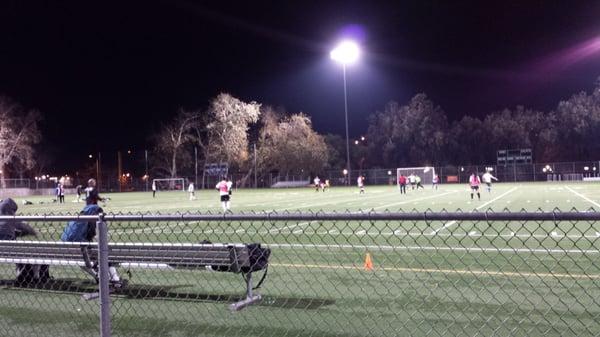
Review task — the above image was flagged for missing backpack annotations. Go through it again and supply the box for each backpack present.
[242,243,270,273]
[199,241,270,289]
[15,263,51,286]
[61,204,103,242]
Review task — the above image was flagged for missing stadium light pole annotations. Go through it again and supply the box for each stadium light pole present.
[330,40,360,185]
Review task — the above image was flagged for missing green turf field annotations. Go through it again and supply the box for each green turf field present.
[1,182,600,336]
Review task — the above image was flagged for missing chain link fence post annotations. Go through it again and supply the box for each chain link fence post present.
[97,213,112,337]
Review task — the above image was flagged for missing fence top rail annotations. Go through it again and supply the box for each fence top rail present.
[0,211,599,222]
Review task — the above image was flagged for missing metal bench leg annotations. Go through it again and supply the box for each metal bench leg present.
[229,272,262,311]
[80,246,99,282]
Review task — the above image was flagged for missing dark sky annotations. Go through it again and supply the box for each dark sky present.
[1,0,600,172]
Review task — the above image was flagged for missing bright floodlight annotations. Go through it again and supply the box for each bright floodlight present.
[330,40,360,64]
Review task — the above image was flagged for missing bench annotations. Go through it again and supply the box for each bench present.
[0,240,270,311]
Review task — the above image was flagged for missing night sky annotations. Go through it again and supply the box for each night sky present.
[1,1,599,172]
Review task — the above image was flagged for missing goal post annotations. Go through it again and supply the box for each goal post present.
[396,167,436,188]
[152,178,186,192]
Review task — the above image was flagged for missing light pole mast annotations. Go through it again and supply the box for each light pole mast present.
[342,64,351,185]
[330,40,360,186]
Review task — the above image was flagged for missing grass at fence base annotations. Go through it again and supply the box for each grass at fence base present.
[1,182,600,336]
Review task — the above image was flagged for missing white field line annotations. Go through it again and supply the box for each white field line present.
[265,191,455,233]
[565,186,600,209]
[244,190,386,208]
[111,226,600,241]
[266,242,600,254]
[371,191,456,210]
[430,186,519,235]
[269,221,315,233]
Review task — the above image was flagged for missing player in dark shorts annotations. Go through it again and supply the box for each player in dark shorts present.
[76,185,83,202]
[84,179,105,205]
[216,178,231,212]
[469,173,481,200]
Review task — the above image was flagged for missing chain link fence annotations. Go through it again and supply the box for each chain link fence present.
[1,210,600,336]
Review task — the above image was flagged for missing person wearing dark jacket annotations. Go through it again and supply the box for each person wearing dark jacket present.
[0,198,37,240]
[0,198,48,285]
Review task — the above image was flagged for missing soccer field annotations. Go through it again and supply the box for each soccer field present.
[2,182,600,336]
[12,181,600,214]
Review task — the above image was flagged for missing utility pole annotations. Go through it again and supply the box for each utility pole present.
[194,146,198,186]
[97,152,102,192]
[253,143,257,188]
[117,151,122,192]
[144,149,149,192]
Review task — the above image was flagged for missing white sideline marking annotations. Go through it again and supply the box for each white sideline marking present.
[266,243,600,255]
[565,186,600,209]
[430,186,519,235]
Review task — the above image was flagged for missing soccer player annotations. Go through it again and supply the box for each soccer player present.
[58,183,65,203]
[432,174,440,190]
[357,175,365,194]
[54,183,61,203]
[152,180,157,198]
[85,178,105,205]
[482,171,499,193]
[415,175,424,189]
[408,173,416,190]
[75,184,83,202]
[188,182,196,200]
[469,172,481,201]
[226,178,233,196]
[398,174,407,194]
[324,179,330,191]
[216,177,231,212]
[313,176,320,192]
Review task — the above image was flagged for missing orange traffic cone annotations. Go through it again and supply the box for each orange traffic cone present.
[364,252,374,271]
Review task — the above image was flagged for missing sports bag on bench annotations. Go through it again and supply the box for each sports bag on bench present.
[201,241,271,289]
[242,243,271,273]
[15,264,51,285]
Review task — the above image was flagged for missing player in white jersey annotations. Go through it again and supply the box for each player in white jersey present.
[188,182,196,200]
[482,172,498,193]
[408,174,417,190]
[313,176,320,191]
[357,176,365,194]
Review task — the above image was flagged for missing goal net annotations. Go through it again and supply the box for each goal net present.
[397,167,436,188]
[152,178,186,192]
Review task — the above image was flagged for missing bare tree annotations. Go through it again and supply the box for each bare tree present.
[152,109,197,178]
[0,96,42,188]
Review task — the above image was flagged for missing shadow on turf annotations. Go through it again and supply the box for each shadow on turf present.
[0,278,334,310]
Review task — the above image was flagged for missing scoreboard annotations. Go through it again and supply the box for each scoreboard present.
[497,148,532,165]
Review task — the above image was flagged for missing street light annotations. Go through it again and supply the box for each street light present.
[331,40,360,185]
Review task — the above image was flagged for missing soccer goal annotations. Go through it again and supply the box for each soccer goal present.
[397,167,436,188]
[152,178,186,192]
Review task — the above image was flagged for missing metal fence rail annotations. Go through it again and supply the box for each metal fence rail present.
[1,210,600,337]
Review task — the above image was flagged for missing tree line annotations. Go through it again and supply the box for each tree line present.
[150,93,329,185]
[359,79,600,168]
[0,78,598,186]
